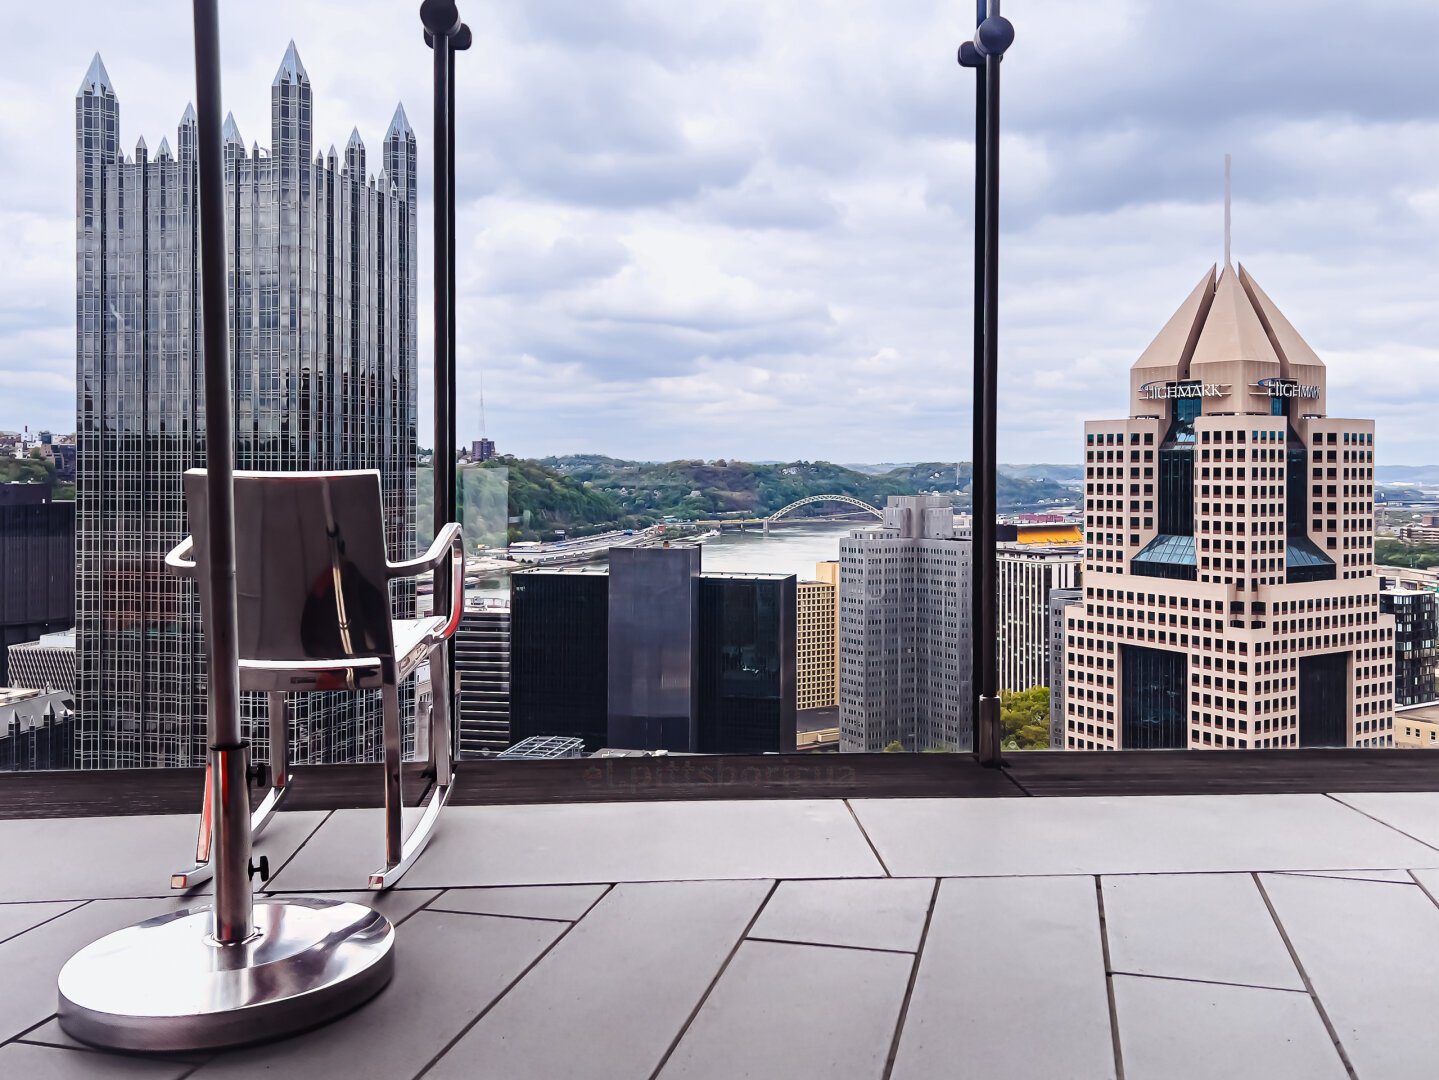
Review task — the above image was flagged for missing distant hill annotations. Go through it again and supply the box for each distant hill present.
[1376,466,1439,486]
[542,456,1076,518]
[998,463,1084,487]
[845,462,1083,487]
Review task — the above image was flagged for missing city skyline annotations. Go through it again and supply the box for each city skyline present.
[3,1,1439,464]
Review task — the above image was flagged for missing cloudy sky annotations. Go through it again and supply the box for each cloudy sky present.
[2,1,1437,464]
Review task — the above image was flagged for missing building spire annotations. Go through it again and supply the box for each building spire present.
[386,103,412,139]
[222,112,243,144]
[273,40,308,85]
[78,53,113,96]
[1224,153,1232,271]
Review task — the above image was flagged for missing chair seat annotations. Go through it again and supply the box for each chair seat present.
[393,616,449,680]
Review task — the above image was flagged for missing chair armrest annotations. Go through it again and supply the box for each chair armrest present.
[165,535,198,577]
[391,523,466,640]
[388,522,463,579]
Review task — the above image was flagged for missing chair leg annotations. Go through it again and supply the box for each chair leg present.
[368,652,453,891]
[430,643,454,787]
[268,690,290,796]
[381,677,404,870]
[170,760,215,890]
[170,692,294,891]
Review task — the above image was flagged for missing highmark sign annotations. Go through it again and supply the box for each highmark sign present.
[1137,380,1225,401]
[1257,378,1321,400]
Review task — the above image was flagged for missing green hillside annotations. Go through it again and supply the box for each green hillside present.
[416,455,1077,545]
[0,454,74,500]
[543,456,1075,519]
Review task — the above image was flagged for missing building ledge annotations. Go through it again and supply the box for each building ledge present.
[2,749,1437,821]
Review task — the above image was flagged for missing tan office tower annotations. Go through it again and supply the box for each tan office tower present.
[797,575,839,711]
[1063,264,1394,750]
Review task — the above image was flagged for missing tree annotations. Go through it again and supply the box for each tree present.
[882,740,905,753]
[1000,686,1050,750]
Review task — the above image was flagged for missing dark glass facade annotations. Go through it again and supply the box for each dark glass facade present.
[1133,397,1198,581]
[510,572,609,751]
[607,547,700,752]
[0,494,75,687]
[1120,644,1188,749]
[1299,653,1349,746]
[1381,591,1437,707]
[1285,430,1335,584]
[0,693,77,772]
[697,575,797,755]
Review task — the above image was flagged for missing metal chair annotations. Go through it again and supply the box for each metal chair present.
[166,468,464,890]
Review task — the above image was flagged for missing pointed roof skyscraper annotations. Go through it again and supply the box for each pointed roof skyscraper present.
[386,104,412,139]
[222,112,243,144]
[156,136,172,160]
[78,53,113,96]
[180,103,197,126]
[273,40,309,85]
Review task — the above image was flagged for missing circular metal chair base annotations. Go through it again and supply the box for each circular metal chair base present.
[57,898,395,1053]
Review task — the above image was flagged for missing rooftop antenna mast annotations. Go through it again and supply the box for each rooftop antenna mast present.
[1224,153,1232,270]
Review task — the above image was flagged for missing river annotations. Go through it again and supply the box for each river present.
[470,522,855,595]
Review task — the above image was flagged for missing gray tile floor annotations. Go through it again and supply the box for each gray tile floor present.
[3,791,1439,1078]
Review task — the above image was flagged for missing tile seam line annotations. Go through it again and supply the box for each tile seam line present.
[1252,872,1359,1080]
[1279,871,1417,886]
[423,907,576,926]
[645,879,780,1080]
[0,900,97,1048]
[391,887,449,928]
[1095,876,1126,1080]
[4,986,93,1050]
[259,807,335,890]
[1321,792,1439,855]
[880,876,940,1080]
[0,898,89,949]
[996,762,1033,796]
[1109,970,1308,994]
[843,798,892,876]
[1409,869,1439,912]
[409,882,615,1080]
[745,935,917,957]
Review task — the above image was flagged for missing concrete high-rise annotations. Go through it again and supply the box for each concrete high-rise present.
[797,563,839,711]
[996,545,1080,694]
[455,599,512,756]
[1063,264,1393,750]
[1048,587,1082,748]
[74,47,418,767]
[839,496,972,752]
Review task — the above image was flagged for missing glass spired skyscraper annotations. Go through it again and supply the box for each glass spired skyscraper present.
[74,45,418,768]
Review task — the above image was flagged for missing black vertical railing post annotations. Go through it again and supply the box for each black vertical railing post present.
[191,0,252,942]
[446,23,471,726]
[959,2,1015,766]
[421,1,463,743]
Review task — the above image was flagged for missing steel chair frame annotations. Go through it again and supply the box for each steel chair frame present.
[165,469,465,891]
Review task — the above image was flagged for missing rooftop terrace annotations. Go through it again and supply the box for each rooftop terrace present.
[2,757,1438,1078]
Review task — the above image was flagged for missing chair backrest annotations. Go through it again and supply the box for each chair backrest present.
[183,469,395,664]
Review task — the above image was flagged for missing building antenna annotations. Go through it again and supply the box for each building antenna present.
[1224,153,1232,270]
[477,359,487,438]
